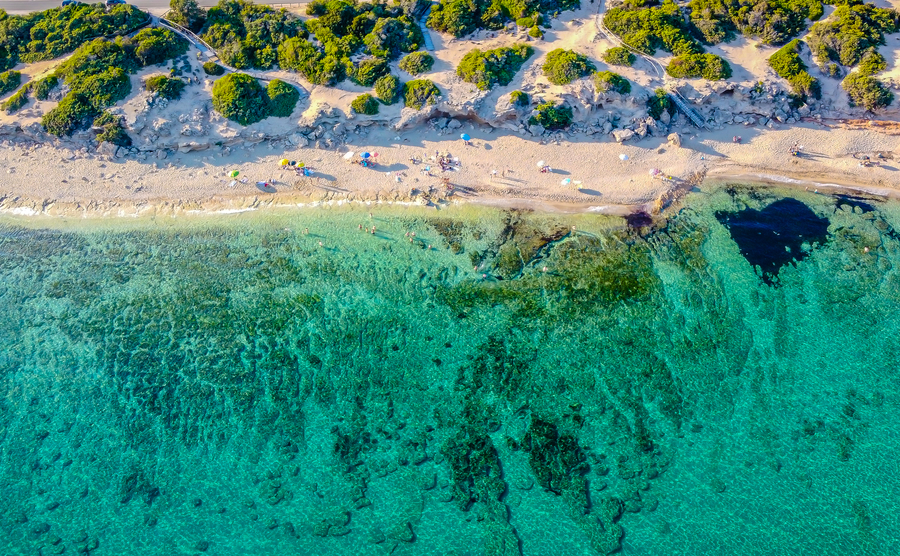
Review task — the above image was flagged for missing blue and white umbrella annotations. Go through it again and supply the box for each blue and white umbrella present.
[360,152,371,159]
[460,133,471,141]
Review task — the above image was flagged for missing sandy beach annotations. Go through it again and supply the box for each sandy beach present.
[1,119,899,219]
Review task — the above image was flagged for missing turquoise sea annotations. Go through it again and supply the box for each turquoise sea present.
[1,183,898,556]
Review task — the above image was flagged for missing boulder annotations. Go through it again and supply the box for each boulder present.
[660,109,671,125]
[97,141,118,157]
[528,124,545,136]
[612,128,635,143]
[667,133,681,147]
[447,119,463,130]
[288,133,309,147]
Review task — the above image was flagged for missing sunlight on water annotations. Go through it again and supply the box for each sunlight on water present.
[0,186,898,556]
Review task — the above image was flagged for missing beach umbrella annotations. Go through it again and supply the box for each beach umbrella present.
[229,170,239,178]
[360,152,371,159]
[537,160,545,168]
[297,162,305,168]
[460,133,471,141]
[290,160,297,166]
[279,159,289,166]
[619,154,629,161]
[649,168,659,176]
[373,152,379,158]
[561,178,572,186]
[343,151,355,160]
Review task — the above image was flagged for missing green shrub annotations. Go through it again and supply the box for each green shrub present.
[94,111,132,147]
[42,94,98,136]
[32,75,59,100]
[808,4,899,68]
[399,51,435,75]
[593,71,631,94]
[647,88,675,120]
[277,37,344,85]
[0,70,22,95]
[529,25,543,38]
[348,57,390,86]
[203,61,225,75]
[168,0,207,32]
[604,0,700,56]
[0,4,149,72]
[457,44,534,90]
[843,72,893,111]
[130,28,188,66]
[529,101,572,129]
[70,67,133,109]
[602,46,635,67]
[145,75,186,100]
[266,79,299,117]
[858,49,887,76]
[542,49,595,85]
[374,74,402,104]
[363,16,423,60]
[687,0,824,46]
[351,92,379,115]
[666,53,731,80]
[510,89,529,106]
[427,0,579,38]
[212,72,270,124]
[516,17,534,27]
[57,39,138,80]
[768,40,821,99]
[403,79,441,109]
[201,0,308,70]
[2,83,30,114]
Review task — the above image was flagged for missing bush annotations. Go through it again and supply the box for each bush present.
[529,101,572,129]
[858,49,887,76]
[516,17,534,27]
[403,79,441,109]
[666,53,731,80]
[168,0,207,32]
[427,0,579,38]
[203,61,226,75]
[399,51,435,75]
[32,75,59,100]
[374,74,402,104]
[2,83,30,114]
[42,94,98,136]
[57,39,138,80]
[647,88,675,120]
[212,72,270,124]
[602,46,635,67]
[351,92,379,115]
[604,0,700,56]
[768,40,821,99]
[0,70,22,95]
[130,28,188,66]
[593,71,631,94]
[0,4,149,71]
[94,111,132,147]
[510,89,529,106]
[267,79,299,117]
[843,72,893,111]
[457,44,534,90]
[201,0,308,70]
[687,0,824,47]
[529,25,543,39]
[348,57,390,86]
[145,75,186,100]
[277,37,343,85]
[70,67,132,109]
[808,4,899,68]
[542,49,595,85]
[363,16,423,60]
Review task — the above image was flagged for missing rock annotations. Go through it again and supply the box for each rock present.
[667,133,681,147]
[612,128,635,143]
[602,121,613,134]
[758,117,769,127]
[97,142,118,157]
[156,149,168,160]
[288,133,309,147]
[660,110,671,125]
[798,104,811,117]
[528,124,545,136]
[433,118,449,129]
[447,119,463,129]
[332,122,346,135]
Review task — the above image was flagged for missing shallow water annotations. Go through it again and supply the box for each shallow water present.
[1,185,898,556]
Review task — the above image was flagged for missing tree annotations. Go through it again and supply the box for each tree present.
[267,79,299,117]
[169,0,207,32]
[351,93,379,114]
[211,73,270,125]
[542,49,595,85]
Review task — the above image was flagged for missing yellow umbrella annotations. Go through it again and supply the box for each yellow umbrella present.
[279,159,290,166]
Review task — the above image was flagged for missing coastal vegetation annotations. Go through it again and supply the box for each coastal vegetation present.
[594,71,631,94]
[266,79,300,117]
[1,81,29,114]
[768,39,821,99]
[0,3,149,71]
[374,74,402,104]
[351,92,380,114]
[602,46,635,67]
[603,0,700,56]
[145,75,186,100]
[399,51,435,75]
[687,0,824,46]
[666,52,732,80]
[211,73,300,123]
[807,3,899,68]
[203,61,226,75]
[403,79,441,109]
[647,87,675,120]
[347,57,390,86]
[542,48,595,85]
[457,44,534,90]
[510,89,529,106]
[32,75,58,100]
[529,101,572,129]
[200,0,307,69]
[167,0,207,32]
[427,0,578,38]
[93,111,132,146]
[0,70,21,95]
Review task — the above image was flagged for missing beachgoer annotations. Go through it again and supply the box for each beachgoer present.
[490,170,497,181]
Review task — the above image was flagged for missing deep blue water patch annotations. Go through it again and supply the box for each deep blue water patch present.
[715,198,830,285]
